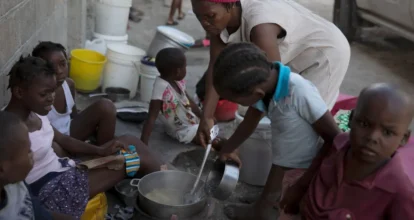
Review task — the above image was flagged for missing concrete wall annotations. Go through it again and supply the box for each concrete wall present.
[0,0,86,107]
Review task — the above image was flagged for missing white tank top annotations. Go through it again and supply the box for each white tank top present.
[26,114,75,184]
[47,81,75,135]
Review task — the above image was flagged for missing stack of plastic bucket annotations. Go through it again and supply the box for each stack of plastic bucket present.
[102,44,146,99]
[93,0,132,54]
[139,56,160,103]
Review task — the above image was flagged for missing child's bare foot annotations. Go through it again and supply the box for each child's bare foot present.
[224,202,278,220]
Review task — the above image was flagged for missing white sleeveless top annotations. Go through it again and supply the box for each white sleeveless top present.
[47,81,75,135]
[26,114,75,184]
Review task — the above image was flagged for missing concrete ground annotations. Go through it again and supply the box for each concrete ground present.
[79,0,414,219]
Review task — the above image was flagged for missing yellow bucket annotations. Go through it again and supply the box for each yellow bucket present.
[81,193,108,220]
[70,49,107,92]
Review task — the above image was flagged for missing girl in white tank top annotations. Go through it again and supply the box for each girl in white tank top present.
[47,81,75,135]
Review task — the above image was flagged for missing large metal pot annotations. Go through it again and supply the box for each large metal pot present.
[131,170,207,219]
[147,26,195,58]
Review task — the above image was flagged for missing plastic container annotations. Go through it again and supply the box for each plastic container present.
[140,73,157,103]
[147,26,195,57]
[235,112,272,186]
[331,93,358,116]
[102,44,146,99]
[85,39,106,55]
[81,193,107,220]
[92,32,128,54]
[70,49,107,92]
[214,100,238,121]
[140,56,160,76]
[95,0,132,36]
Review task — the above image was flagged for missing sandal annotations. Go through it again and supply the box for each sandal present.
[166,20,179,26]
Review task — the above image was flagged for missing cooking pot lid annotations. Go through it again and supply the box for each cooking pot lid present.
[157,26,195,46]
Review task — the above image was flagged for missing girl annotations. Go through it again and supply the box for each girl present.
[213,43,341,220]
[4,56,164,219]
[191,0,350,151]
[32,42,116,145]
[141,48,203,145]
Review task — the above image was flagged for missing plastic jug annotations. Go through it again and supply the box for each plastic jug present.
[85,39,106,55]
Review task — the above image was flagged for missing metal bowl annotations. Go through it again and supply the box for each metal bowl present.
[115,179,139,207]
[205,160,239,201]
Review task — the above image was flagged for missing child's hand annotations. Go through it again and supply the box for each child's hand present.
[197,117,215,147]
[279,182,307,214]
[219,151,242,168]
[98,140,127,156]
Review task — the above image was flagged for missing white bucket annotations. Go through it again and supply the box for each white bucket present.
[102,44,146,99]
[147,26,195,58]
[93,32,128,54]
[140,73,157,103]
[85,39,107,55]
[95,0,132,36]
[235,112,272,186]
[140,57,160,76]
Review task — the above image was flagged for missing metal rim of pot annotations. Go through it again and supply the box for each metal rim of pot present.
[130,170,207,219]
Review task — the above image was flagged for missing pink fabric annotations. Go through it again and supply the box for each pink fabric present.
[331,93,358,116]
[204,0,239,2]
[302,133,414,220]
[279,169,306,220]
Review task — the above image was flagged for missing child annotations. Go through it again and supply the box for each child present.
[32,42,116,145]
[141,48,203,145]
[0,111,74,220]
[5,56,164,219]
[301,83,414,219]
[212,43,341,220]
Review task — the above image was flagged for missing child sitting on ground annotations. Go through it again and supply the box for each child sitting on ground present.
[212,42,341,220]
[32,42,116,145]
[301,83,414,219]
[5,56,164,219]
[141,48,204,145]
[0,111,73,220]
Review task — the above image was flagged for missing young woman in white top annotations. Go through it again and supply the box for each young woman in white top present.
[4,56,164,219]
[192,0,350,143]
[32,42,116,145]
[191,0,350,219]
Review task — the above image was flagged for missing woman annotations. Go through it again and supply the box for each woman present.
[4,56,164,219]
[191,0,350,219]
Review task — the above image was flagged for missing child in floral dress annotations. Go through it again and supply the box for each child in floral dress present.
[141,48,203,145]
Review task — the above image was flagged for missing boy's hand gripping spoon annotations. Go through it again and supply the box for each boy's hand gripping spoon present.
[184,125,219,203]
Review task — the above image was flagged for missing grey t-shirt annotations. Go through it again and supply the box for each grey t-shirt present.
[253,64,327,169]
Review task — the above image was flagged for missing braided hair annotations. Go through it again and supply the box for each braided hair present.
[32,41,67,59]
[8,56,55,89]
[213,42,273,96]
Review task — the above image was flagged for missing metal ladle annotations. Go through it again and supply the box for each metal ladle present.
[184,125,219,203]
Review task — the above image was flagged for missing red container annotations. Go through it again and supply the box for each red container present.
[331,93,358,116]
[213,100,238,122]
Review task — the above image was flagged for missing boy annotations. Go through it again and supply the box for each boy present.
[0,111,72,220]
[211,42,340,220]
[302,83,414,219]
[32,42,116,145]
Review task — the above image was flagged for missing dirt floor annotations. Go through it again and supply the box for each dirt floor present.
[79,0,414,219]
